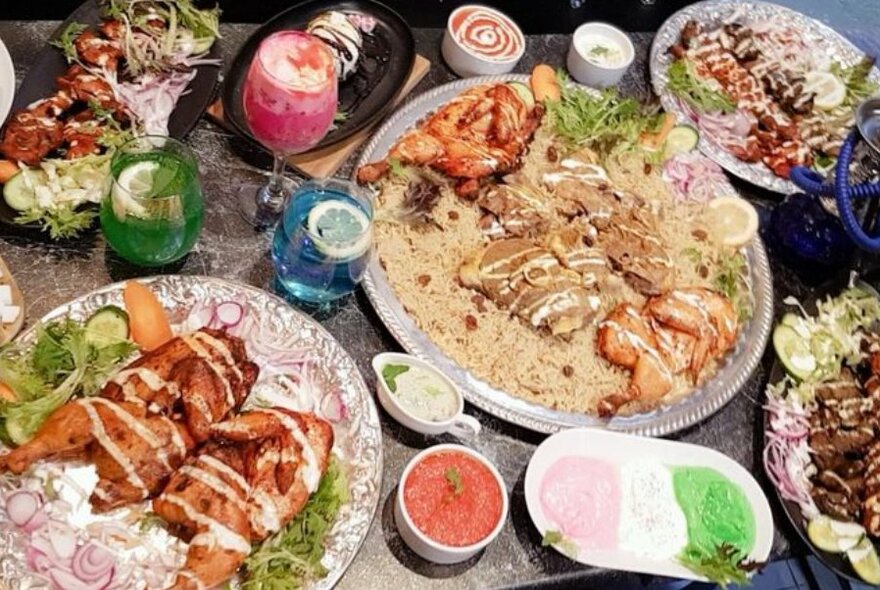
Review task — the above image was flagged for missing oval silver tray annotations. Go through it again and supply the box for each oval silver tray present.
[649,0,880,195]
[356,75,775,436]
[0,275,382,590]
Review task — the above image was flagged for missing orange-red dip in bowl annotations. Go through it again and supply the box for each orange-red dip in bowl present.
[449,5,524,63]
[403,450,504,547]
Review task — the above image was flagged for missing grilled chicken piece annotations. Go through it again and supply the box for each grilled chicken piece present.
[103,328,258,439]
[57,65,124,118]
[460,238,600,335]
[62,111,104,159]
[596,288,738,416]
[863,441,880,534]
[156,408,334,590]
[73,29,123,72]
[0,398,194,511]
[0,92,74,165]
[357,83,543,197]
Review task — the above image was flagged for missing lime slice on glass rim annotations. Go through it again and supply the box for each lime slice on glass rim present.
[306,199,371,260]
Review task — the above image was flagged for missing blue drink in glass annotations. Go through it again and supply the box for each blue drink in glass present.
[272,179,373,304]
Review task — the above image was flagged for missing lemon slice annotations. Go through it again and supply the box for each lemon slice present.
[804,71,846,111]
[808,516,865,552]
[306,199,371,260]
[111,161,158,219]
[848,537,880,585]
[705,196,759,247]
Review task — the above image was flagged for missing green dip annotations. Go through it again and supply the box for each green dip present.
[672,466,756,557]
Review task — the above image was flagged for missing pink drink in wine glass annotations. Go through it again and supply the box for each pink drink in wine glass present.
[238,31,338,227]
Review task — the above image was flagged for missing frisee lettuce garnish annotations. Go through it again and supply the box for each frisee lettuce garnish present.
[547,71,662,155]
[0,317,136,445]
[242,458,349,590]
[678,542,763,588]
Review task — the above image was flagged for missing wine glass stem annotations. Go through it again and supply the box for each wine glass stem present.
[263,153,288,211]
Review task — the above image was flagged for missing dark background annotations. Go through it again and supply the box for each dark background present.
[0,0,694,33]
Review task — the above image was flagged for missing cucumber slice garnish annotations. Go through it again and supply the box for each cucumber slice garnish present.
[508,81,536,109]
[84,305,130,346]
[773,324,816,380]
[3,170,39,212]
[808,516,864,553]
[665,125,699,156]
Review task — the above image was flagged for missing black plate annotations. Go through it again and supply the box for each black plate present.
[0,0,221,236]
[763,280,880,584]
[221,0,414,154]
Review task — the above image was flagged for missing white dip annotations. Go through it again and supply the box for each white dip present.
[618,459,688,560]
[576,36,626,67]
[383,363,458,422]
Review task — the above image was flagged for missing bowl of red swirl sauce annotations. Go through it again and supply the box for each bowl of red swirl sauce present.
[442,5,525,77]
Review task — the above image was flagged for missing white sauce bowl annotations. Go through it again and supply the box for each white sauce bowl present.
[441,5,525,78]
[395,444,508,564]
[372,352,481,437]
[566,22,634,88]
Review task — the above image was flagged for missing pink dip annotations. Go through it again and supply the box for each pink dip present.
[539,455,620,550]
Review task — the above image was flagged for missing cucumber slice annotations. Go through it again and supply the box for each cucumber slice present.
[665,125,700,156]
[849,538,880,585]
[84,305,130,346]
[508,82,536,108]
[773,324,816,380]
[811,331,837,366]
[808,516,864,553]
[3,171,37,212]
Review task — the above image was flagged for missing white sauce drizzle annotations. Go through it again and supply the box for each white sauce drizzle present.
[79,399,148,498]
[257,409,321,493]
[160,494,251,554]
[178,465,248,512]
[182,334,237,408]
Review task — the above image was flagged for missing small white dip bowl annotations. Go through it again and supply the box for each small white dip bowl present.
[372,352,481,437]
[441,4,525,78]
[395,443,508,564]
[566,22,634,88]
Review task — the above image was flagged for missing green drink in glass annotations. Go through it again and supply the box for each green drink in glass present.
[101,136,204,267]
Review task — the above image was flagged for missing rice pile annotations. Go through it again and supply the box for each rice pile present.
[371,126,743,415]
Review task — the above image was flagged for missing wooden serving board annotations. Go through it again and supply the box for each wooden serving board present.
[0,255,24,345]
[207,54,430,179]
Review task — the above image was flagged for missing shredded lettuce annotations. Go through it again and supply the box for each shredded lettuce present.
[830,57,878,107]
[776,286,880,395]
[666,59,737,114]
[242,458,349,590]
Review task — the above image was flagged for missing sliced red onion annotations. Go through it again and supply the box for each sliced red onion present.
[215,301,244,327]
[48,521,78,561]
[5,490,43,527]
[320,390,348,423]
[49,566,113,590]
[71,541,116,582]
[20,507,49,533]
[26,547,54,574]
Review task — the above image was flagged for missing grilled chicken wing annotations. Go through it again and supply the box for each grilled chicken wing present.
[357,83,543,197]
[156,408,334,590]
[597,288,738,416]
[102,328,258,437]
[0,398,194,511]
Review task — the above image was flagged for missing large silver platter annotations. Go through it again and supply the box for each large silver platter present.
[649,0,880,194]
[356,74,775,436]
[0,275,382,589]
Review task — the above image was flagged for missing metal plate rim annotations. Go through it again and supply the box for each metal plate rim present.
[648,0,880,195]
[354,74,775,436]
[4,274,383,590]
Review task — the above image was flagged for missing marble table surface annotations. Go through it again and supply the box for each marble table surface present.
[0,20,839,590]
